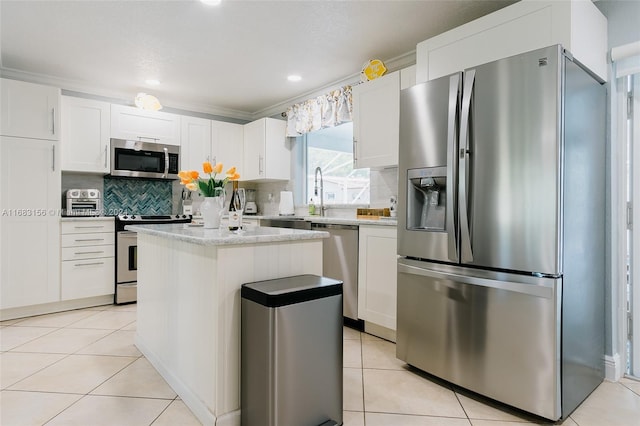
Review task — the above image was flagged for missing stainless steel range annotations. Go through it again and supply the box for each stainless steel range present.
[115,214,191,304]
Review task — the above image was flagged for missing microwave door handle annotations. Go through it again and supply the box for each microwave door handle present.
[446,73,461,262]
[163,147,169,178]
[459,69,475,263]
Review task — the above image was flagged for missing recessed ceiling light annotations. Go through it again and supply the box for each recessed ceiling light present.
[145,79,160,86]
[200,0,221,5]
[287,75,302,82]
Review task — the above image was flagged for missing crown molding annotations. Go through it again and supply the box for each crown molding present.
[1,49,416,124]
[0,67,254,122]
[249,49,417,120]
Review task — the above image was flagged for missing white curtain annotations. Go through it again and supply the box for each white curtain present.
[285,85,353,137]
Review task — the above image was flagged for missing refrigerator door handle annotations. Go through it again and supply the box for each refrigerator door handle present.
[459,69,475,263]
[398,261,554,299]
[446,73,461,262]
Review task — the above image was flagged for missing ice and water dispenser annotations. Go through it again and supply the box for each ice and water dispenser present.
[406,166,448,231]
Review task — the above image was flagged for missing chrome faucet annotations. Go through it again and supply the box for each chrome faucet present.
[314,166,326,217]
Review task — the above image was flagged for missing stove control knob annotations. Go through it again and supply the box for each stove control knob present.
[131,215,136,219]
[122,215,128,220]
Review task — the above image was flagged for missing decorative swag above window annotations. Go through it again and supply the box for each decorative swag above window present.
[285,85,353,137]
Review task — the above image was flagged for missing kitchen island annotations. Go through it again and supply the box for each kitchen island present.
[126,224,328,426]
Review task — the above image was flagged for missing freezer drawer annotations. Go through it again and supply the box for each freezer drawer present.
[396,258,561,420]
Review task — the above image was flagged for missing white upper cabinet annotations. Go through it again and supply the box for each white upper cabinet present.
[416,0,607,83]
[352,70,400,169]
[61,96,111,173]
[110,104,180,146]
[243,117,289,181]
[181,117,244,175]
[212,120,244,173]
[1,78,61,140]
[181,115,212,172]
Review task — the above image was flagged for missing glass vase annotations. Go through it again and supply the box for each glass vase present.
[201,188,225,229]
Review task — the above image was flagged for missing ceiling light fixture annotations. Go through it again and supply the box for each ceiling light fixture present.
[135,93,163,111]
[145,79,160,86]
[287,75,302,82]
[200,0,221,6]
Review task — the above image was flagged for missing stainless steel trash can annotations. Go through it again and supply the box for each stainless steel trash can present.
[241,274,343,426]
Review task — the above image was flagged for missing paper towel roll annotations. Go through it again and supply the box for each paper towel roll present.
[279,191,295,215]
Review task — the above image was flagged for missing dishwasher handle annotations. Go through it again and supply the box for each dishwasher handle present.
[311,223,358,231]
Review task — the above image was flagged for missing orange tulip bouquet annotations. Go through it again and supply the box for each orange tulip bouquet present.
[178,162,240,197]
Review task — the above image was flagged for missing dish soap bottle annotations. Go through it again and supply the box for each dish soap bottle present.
[309,197,316,215]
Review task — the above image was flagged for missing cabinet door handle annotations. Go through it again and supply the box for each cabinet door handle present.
[51,108,55,135]
[74,261,105,267]
[73,225,104,229]
[353,138,357,162]
[74,251,105,255]
[104,145,108,168]
[259,155,264,175]
[74,238,105,242]
[137,136,159,143]
[52,144,56,171]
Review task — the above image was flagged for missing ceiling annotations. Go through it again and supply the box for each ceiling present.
[0,0,516,120]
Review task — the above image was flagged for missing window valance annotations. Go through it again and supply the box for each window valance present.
[285,85,353,137]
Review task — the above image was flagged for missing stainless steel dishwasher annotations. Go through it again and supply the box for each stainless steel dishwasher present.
[311,223,360,325]
[260,218,361,327]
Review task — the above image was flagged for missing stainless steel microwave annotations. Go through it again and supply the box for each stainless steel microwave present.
[110,138,179,179]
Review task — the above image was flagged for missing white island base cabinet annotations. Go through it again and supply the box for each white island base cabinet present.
[135,233,322,426]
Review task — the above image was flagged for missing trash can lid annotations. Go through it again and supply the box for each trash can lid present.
[241,274,342,308]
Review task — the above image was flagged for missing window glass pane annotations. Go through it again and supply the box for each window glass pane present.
[306,123,369,205]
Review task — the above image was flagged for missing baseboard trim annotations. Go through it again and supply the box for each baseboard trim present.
[0,295,114,321]
[605,353,623,381]
[364,321,397,343]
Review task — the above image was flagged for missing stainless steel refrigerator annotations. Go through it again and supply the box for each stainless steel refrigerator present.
[396,45,605,421]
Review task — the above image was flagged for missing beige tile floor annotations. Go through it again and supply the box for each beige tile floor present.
[1,304,639,426]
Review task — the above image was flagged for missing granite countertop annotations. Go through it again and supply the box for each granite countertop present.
[126,223,329,246]
[250,215,397,227]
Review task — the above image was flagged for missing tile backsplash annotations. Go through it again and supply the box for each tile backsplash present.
[103,177,173,215]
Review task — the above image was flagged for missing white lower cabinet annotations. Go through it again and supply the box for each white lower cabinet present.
[60,219,115,300]
[357,225,398,332]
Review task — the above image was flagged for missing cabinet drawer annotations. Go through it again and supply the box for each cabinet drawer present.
[61,245,114,261]
[61,220,114,234]
[61,232,114,247]
[61,257,114,300]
